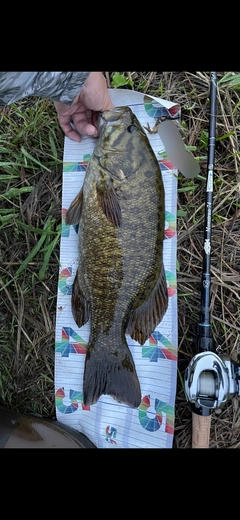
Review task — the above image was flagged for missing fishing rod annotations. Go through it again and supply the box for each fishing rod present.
[184,72,240,448]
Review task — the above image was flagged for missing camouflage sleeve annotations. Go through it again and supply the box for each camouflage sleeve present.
[0,72,90,106]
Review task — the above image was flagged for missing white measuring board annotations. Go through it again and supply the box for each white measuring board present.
[55,90,179,448]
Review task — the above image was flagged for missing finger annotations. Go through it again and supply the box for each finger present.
[58,108,99,139]
[59,120,82,142]
[71,112,99,137]
[74,121,98,138]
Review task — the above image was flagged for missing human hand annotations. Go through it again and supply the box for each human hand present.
[54,72,114,142]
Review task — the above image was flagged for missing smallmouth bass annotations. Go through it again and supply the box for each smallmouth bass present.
[65,106,168,408]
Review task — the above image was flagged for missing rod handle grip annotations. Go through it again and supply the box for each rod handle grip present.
[192,412,211,448]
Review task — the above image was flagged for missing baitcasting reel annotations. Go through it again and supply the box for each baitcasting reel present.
[185,350,240,414]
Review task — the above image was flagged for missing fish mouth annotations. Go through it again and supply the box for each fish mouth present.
[95,106,131,160]
[98,106,129,127]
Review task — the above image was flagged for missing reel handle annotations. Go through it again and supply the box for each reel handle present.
[192,412,211,449]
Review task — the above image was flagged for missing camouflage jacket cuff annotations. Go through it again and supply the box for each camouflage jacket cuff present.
[50,72,90,105]
[0,72,90,106]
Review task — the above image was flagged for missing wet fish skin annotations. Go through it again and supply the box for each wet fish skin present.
[65,106,168,408]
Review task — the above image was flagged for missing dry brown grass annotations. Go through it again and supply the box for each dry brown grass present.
[1,72,240,447]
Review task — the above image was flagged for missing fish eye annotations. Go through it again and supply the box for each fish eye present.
[127,125,137,133]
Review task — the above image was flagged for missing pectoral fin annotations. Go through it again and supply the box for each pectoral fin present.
[96,182,122,227]
[71,270,90,328]
[126,263,169,345]
[65,189,83,226]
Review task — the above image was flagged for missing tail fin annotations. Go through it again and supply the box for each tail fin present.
[83,342,141,408]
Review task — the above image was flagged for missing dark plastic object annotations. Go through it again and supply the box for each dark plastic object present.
[0,406,96,448]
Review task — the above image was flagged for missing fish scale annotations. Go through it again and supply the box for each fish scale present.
[65,106,168,408]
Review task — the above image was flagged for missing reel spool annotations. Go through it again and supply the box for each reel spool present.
[184,351,240,412]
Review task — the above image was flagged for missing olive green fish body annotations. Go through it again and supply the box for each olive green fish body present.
[66,106,168,408]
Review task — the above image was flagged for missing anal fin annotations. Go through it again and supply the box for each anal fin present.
[126,263,169,345]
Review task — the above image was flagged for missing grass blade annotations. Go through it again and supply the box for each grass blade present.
[0,187,33,200]
[14,216,53,278]
[39,227,61,280]
[21,146,52,172]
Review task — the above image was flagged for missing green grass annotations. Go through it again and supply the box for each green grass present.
[0,97,63,416]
